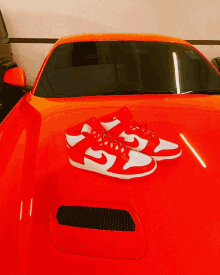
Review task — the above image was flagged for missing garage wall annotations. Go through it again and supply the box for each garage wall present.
[1,0,220,85]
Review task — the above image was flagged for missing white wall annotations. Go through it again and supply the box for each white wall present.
[2,0,220,84]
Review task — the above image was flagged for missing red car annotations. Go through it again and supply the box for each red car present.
[1,33,220,275]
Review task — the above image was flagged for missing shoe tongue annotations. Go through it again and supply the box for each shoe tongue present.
[81,124,92,134]
[81,117,104,134]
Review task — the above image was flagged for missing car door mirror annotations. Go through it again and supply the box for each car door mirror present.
[3,67,26,87]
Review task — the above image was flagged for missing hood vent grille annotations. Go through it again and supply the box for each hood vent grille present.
[56,206,135,231]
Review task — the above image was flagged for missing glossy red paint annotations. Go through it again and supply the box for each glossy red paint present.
[3,66,26,87]
[1,92,220,274]
[1,34,220,275]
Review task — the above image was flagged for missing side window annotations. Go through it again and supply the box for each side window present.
[177,49,220,93]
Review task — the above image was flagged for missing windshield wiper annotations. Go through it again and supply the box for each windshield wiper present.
[102,90,174,96]
[182,89,220,95]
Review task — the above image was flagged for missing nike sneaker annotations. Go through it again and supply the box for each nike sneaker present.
[65,117,157,179]
[99,108,182,161]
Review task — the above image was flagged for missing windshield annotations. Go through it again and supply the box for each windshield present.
[34,41,220,98]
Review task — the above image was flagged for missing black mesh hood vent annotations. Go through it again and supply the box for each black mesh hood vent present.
[56,206,135,231]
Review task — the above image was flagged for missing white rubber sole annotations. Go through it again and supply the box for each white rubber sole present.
[150,150,182,161]
[69,158,157,179]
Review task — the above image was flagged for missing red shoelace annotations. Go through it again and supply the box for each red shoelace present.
[128,119,158,142]
[91,129,129,156]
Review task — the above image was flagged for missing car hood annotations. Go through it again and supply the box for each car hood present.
[1,93,220,275]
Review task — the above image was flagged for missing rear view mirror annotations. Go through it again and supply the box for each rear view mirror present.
[3,67,26,87]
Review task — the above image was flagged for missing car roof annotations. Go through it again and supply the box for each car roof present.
[55,33,191,47]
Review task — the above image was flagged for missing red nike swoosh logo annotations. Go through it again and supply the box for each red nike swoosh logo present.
[84,153,108,165]
[121,137,139,148]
